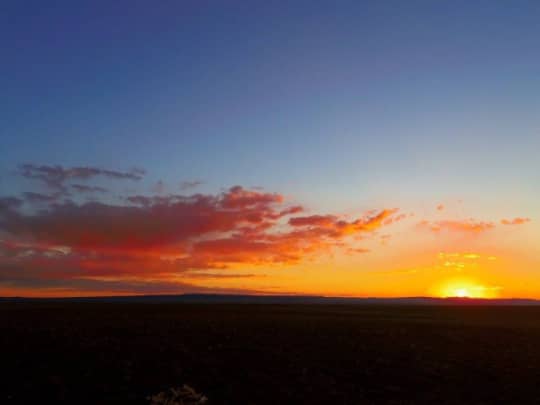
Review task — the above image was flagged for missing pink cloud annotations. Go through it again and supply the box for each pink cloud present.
[418,219,495,233]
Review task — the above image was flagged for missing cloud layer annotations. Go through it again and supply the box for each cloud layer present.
[0,165,402,295]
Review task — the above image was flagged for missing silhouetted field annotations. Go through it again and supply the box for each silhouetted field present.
[2,303,540,404]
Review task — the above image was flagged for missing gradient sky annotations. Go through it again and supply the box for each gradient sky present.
[1,1,539,298]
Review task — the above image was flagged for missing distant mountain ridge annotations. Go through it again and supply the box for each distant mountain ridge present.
[1,294,539,305]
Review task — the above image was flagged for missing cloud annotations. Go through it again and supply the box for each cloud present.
[462,253,481,259]
[221,185,284,209]
[438,252,481,260]
[418,219,495,233]
[501,217,531,225]
[278,205,304,217]
[347,247,371,254]
[0,265,260,296]
[0,168,404,295]
[379,234,391,245]
[182,272,262,279]
[288,215,336,227]
[22,192,61,203]
[288,208,398,238]
[383,213,407,225]
[18,164,144,191]
[1,195,273,251]
[436,204,444,211]
[0,197,23,211]
[71,184,108,193]
[180,180,203,190]
[152,180,166,194]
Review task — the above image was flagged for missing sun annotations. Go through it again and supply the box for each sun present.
[454,288,470,298]
[432,278,500,299]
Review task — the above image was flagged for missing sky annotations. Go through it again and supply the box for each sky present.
[1,1,539,298]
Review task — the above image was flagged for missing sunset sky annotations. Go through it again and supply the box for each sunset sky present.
[1,1,539,298]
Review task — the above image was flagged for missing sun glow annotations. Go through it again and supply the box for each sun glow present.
[432,278,501,299]
[454,288,470,298]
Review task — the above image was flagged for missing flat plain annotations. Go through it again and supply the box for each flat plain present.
[2,303,540,404]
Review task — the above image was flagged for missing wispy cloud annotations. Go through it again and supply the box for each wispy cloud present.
[288,209,398,237]
[180,180,203,190]
[418,219,495,233]
[152,180,166,194]
[71,184,108,193]
[501,217,531,225]
[22,192,61,203]
[18,164,144,192]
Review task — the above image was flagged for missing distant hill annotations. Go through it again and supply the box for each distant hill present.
[1,294,539,305]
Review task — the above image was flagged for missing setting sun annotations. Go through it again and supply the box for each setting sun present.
[432,279,501,299]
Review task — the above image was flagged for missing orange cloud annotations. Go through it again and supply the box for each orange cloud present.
[0,166,404,295]
[348,247,371,254]
[288,208,398,237]
[500,217,531,225]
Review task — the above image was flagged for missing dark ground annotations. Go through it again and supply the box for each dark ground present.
[1,303,540,404]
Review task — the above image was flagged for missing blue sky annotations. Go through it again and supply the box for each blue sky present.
[2,1,539,210]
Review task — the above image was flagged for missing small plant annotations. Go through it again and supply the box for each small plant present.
[147,384,208,405]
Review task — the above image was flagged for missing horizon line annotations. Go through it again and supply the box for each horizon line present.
[2,293,539,303]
